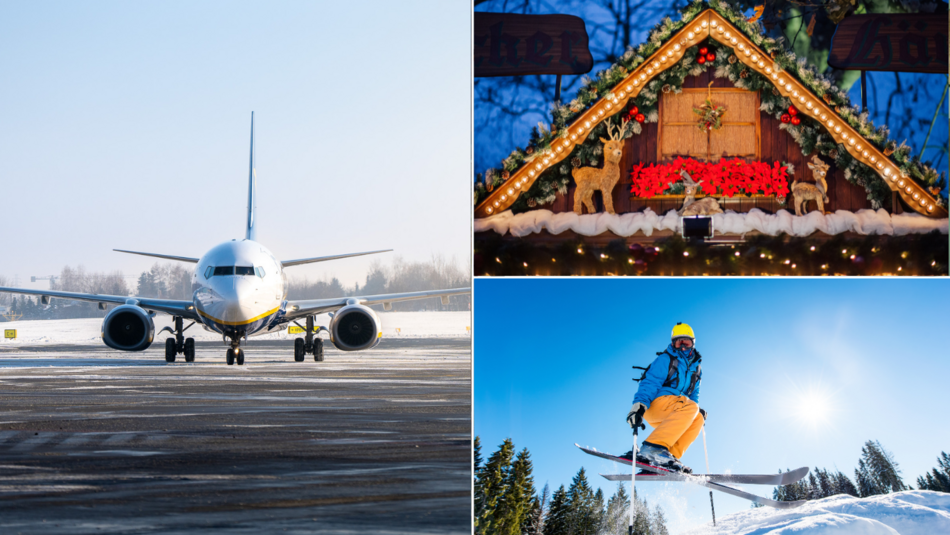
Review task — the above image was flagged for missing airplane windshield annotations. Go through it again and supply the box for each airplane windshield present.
[213,266,234,276]
[255,267,266,278]
[235,266,255,276]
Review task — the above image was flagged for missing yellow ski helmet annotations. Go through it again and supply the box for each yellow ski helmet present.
[671,322,695,343]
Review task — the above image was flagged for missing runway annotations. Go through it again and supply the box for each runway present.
[0,337,471,534]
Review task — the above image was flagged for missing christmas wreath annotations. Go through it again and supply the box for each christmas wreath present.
[693,98,726,132]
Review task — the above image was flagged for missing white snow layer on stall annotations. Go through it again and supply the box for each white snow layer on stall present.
[680,490,950,535]
[474,209,949,238]
[0,312,471,345]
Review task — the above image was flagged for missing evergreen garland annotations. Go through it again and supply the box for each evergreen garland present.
[475,0,947,213]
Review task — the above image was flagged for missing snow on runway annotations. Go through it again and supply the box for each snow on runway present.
[0,319,472,534]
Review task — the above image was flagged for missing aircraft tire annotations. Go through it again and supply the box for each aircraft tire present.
[236,348,245,366]
[184,338,195,362]
[226,348,235,366]
[165,339,176,363]
[313,338,324,362]
[294,338,305,362]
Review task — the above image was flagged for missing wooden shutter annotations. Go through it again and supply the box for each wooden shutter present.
[658,88,759,162]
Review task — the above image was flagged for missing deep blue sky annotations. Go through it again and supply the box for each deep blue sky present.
[0,1,469,288]
[474,278,950,533]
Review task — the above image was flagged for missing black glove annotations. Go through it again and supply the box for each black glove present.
[699,408,708,421]
[627,403,646,430]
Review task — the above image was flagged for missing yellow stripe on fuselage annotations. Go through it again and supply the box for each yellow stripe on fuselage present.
[197,306,280,326]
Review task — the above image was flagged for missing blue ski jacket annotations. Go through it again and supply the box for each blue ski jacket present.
[633,344,702,407]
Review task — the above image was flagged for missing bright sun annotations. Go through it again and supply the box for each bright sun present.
[795,387,835,429]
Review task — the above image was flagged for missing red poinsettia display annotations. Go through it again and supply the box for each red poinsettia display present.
[629,157,790,199]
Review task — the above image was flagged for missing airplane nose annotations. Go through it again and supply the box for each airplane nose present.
[216,278,261,323]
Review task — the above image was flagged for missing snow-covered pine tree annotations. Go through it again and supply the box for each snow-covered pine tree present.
[542,485,569,535]
[861,440,908,495]
[524,484,550,535]
[476,438,515,534]
[650,505,670,535]
[631,493,651,535]
[916,452,950,492]
[834,471,859,497]
[806,472,821,500]
[815,469,834,498]
[855,458,881,497]
[601,484,630,535]
[566,468,597,535]
[591,488,605,531]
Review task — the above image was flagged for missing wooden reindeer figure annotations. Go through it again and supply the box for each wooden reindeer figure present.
[572,118,628,215]
[672,170,723,216]
[793,155,830,215]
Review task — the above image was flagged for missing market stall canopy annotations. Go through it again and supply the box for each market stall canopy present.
[474,2,947,219]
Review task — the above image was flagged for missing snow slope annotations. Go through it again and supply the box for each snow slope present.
[681,491,950,535]
[0,311,471,345]
[475,208,949,238]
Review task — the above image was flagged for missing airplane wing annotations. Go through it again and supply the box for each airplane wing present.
[0,287,198,320]
[283,287,470,321]
[281,249,392,268]
[113,249,200,263]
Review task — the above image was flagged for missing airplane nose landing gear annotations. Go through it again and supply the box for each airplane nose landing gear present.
[227,336,245,366]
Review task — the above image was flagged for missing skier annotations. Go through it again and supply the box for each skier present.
[624,322,706,473]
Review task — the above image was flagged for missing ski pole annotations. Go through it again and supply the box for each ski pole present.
[629,423,639,535]
[702,424,716,526]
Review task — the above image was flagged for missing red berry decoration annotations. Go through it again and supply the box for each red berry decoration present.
[791,116,801,125]
[629,105,639,115]
[699,47,708,55]
[780,114,791,123]
[707,53,716,61]
[697,56,706,64]
[788,105,798,116]
[635,113,645,123]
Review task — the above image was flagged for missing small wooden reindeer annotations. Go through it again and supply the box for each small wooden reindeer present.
[672,170,723,216]
[792,155,830,215]
[572,118,628,215]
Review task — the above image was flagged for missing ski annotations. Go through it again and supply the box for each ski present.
[575,443,807,509]
[600,467,808,485]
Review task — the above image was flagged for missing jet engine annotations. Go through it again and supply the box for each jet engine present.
[101,305,155,351]
[329,304,381,351]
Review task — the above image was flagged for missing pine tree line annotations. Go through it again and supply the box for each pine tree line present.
[775,440,917,502]
[916,452,950,492]
[289,256,471,311]
[475,437,669,535]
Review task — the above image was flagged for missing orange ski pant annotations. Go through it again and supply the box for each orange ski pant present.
[643,395,704,459]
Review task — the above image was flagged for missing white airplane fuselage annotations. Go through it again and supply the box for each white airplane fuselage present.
[192,239,287,338]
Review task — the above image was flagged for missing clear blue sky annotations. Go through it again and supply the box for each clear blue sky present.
[474,278,950,533]
[0,1,469,288]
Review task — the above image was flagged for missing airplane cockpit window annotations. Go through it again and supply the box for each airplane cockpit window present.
[235,266,255,276]
[213,266,234,276]
[204,266,214,279]
[255,267,266,278]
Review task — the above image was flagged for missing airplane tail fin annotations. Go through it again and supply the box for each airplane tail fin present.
[246,111,257,241]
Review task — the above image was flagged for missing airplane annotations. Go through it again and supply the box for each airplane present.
[0,113,470,365]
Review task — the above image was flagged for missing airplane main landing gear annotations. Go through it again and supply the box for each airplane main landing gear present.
[162,316,195,363]
[293,316,325,363]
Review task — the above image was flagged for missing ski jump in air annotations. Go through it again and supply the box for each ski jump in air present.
[577,322,809,509]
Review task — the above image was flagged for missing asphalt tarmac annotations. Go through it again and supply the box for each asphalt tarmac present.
[0,337,471,534]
